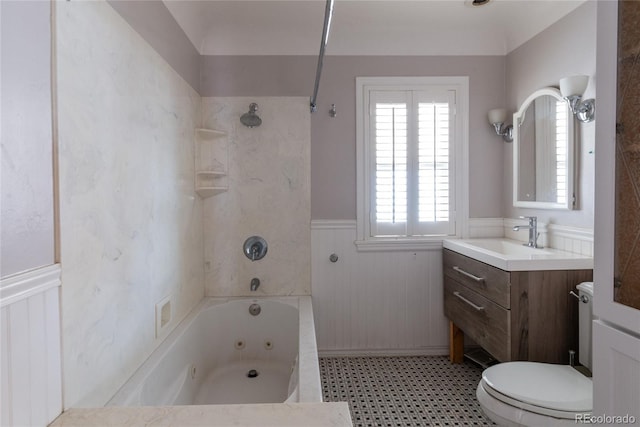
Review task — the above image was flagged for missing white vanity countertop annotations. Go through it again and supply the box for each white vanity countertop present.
[443,238,593,271]
[49,402,353,427]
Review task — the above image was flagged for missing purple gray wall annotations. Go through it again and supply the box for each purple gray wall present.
[505,1,596,228]
[1,0,55,277]
[201,55,507,220]
[110,1,595,225]
[107,0,201,93]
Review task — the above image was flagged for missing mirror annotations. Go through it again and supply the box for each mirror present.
[513,87,575,209]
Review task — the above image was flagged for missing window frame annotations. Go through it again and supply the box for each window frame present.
[355,76,469,251]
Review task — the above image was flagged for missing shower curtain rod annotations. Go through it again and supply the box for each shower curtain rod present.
[310,0,335,113]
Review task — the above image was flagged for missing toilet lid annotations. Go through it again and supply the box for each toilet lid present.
[482,362,592,413]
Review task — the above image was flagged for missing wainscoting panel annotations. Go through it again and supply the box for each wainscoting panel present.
[311,221,448,355]
[0,265,62,427]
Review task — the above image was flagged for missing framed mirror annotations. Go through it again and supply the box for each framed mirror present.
[513,87,575,209]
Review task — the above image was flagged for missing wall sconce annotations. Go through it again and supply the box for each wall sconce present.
[559,75,595,123]
[488,108,513,143]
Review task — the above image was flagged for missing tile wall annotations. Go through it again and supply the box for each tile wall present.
[201,97,311,297]
[57,1,204,407]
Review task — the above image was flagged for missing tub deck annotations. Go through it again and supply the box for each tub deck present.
[50,402,353,426]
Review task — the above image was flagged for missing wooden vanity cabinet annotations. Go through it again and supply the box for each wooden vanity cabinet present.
[443,249,592,364]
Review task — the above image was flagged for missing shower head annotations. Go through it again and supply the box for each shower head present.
[240,103,262,128]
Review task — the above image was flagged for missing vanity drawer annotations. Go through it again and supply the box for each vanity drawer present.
[444,278,510,361]
[443,249,511,308]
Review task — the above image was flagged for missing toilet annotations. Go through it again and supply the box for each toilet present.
[476,282,594,426]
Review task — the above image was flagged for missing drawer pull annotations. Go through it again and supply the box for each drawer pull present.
[452,266,485,282]
[453,291,485,311]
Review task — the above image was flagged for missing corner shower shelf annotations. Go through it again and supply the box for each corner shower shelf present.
[195,128,228,198]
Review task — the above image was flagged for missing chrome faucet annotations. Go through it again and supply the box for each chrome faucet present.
[513,216,543,248]
[250,277,260,292]
[243,236,267,262]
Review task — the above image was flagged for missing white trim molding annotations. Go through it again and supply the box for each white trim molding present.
[1,264,61,308]
[353,239,443,252]
[310,220,357,230]
[311,218,593,256]
[312,220,445,251]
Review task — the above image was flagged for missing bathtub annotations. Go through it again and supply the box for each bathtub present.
[107,296,322,406]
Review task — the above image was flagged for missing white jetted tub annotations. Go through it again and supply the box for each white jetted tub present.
[107,296,322,406]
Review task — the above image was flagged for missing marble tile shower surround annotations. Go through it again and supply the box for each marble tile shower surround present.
[201,97,311,297]
[614,0,640,310]
[57,1,204,408]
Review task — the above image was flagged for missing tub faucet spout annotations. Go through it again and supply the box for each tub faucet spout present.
[250,278,260,292]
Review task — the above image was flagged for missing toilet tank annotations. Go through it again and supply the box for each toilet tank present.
[576,282,594,371]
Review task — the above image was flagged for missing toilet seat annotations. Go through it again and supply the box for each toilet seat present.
[478,362,592,421]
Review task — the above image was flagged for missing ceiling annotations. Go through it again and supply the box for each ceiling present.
[163,0,587,56]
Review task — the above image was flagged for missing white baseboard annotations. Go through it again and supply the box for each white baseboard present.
[318,347,449,358]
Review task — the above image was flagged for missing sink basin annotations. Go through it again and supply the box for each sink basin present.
[459,239,555,256]
[442,238,593,271]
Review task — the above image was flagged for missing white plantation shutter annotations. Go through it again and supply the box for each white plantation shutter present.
[370,91,409,236]
[415,91,456,235]
[369,89,456,238]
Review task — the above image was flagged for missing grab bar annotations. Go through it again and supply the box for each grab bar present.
[452,266,485,282]
[453,291,485,311]
[310,0,335,113]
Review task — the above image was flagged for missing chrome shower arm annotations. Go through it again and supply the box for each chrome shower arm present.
[310,0,335,113]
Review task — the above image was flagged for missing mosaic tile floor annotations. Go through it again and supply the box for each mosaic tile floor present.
[319,356,495,427]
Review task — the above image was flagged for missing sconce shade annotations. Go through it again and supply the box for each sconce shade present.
[559,75,589,97]
[488,108,513,142]
[488,108,508,124]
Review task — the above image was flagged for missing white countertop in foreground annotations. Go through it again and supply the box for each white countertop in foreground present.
[443,238,593,271]
[50,402,353,427]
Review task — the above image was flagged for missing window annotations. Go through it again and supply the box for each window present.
[532,97,568,205]
[555,100,568,205]
[356,77,468,250]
